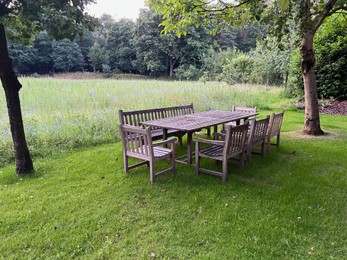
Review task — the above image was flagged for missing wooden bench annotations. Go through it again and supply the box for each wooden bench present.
[119,104,194,145]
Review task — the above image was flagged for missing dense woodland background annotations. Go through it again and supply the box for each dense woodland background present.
[8,9,347,100]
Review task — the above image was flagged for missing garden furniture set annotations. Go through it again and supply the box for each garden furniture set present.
[119,104,284,182]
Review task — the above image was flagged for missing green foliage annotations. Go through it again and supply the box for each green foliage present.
[200,47,240,81]
[88,43,106,72]
[287,48,304,98]
[175,64,202,81]
[8,42,36,74]
[52,39,84,72]
[32,31,53,73]
[106,19,136,73]
[133,9,211,77]
[287,13,347,99]
[1,110,347,258]
[314,14,347,99]
[0,0,97,43]
[222,54,255,84]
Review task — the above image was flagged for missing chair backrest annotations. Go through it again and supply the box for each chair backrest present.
[119,124,153,158]
[232,105,257,114]
[248,116,270,146]
[267,111,285,138]
[223,122,249,158]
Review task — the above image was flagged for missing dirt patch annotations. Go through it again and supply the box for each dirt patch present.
[285,130,342,140]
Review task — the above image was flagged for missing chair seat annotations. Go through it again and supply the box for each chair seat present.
[200,145,224,159]
[153,146,173,158]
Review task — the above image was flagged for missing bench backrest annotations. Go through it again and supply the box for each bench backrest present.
[232,105,257,114]
[119,103,194,128]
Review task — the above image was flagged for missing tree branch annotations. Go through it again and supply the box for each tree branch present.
[312,0,338,33]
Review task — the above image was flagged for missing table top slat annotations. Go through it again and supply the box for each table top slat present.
[142,110,257,131]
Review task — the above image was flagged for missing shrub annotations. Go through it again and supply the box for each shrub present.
[222,54,254,84]
[175,65,202,81]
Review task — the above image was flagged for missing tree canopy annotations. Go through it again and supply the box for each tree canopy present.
[148,0,347,135]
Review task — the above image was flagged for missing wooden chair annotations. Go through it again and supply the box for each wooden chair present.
[266,111,285,153]
[219,105,257,135]
[245,116,270,164]
[195,122,249,182]
[119,124,177,183]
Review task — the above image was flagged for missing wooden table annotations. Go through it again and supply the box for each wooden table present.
[142,110,257,164]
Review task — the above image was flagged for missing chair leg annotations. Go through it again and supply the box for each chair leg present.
[240,152,245,170]
[149,160,155,183]
[276,134,280,148]
[123,154,129,173]
[171,153,176,174]
[195,154,200,175]
[178,135,183,146]
[246,146,251,164]
[206,127,211,137]
[266,137,271,153]
[222,159,228,182]
[260,143,265,159]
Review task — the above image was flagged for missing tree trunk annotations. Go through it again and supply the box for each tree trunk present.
[168,57,176,77]
[0,24,34,174]
[300,32,324,135]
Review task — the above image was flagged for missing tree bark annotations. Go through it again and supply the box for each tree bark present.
[300,32,324,135]
[0,23,34,174]
[168,57,176,77]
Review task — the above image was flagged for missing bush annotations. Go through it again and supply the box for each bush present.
[315,14,347,99]
[222,54,254,84]
[175,65,202,81]
[286,49,304,98]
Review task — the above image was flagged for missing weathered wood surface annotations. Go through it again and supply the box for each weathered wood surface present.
[119,124,176,183]
[246,116,270,163]
[142,110,258,132]
[119,103,194,144]
[142,110,258,164]
[195,123,249,182]
[266,111,285,153]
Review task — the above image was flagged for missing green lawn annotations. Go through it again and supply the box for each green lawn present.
[1,108,346,258]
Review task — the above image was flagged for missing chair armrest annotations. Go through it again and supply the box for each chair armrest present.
[152,138,177,147]
[194,137,225,146]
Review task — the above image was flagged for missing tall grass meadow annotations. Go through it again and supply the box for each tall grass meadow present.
[0,78,286,166]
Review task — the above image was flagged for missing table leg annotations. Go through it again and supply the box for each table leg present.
[214,125,218,134]
[163,128,168,147]
[187,132,193,164]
